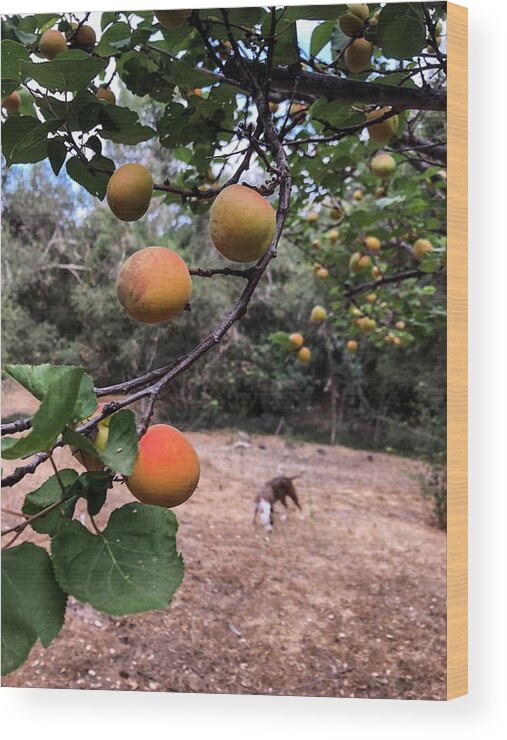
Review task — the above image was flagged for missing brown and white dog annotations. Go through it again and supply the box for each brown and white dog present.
[253,474,303,532]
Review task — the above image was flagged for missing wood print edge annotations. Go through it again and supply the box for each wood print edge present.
[446,1,468,701]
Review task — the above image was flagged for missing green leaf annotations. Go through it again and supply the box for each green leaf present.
[8,119,64,166]
[2,367,84,460]
[95,22,131,57]
[310,20,335,58]
[66,155,114,200]
[51,503,184,615]
[418,254,441,273]
[47,138,67,175]
[61,425,98,456]
[22,469,80,535]
[1,543,67,675]
[73,471,113,516]
[98,103,156,145]
[1,39,30,95]
[378,4,426,60]
[20,50,106,92]
[1,116,50,166]
[99,409,138,476]
[4,364,96,422]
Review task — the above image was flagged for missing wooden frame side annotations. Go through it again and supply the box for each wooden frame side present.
[447,1,468,701]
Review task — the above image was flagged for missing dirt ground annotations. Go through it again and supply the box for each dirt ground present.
[1,382,446,699]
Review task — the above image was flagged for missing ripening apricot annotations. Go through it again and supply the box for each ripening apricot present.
[310,305,327,324]
[289,332,304,349]
[116,247,191,325]
[349,252,371,274]
[329,207,342,220]
[289,102,308,119]
[351,307,362,318]
[374,186,385,198]
[352,189,363,201]
[413,238,434,259]
[358,317,376,332]
[348,4,369,20]
[316,267,329,279]
[127,424,200,508]
[96,87,116,104]
[311,238,321,250]
[307,210,319,222]
[209,184,276,263]
[366,293,377,303]
[72,24,96,47]
[39,29,67,59]
[345,38,373,74]
[297,346,312,364]
[219,40,232,59]
[269,101,279,113]
[328,229,339,243]
[339,12,363,36]
[365,235,381,251]
[346,339,358,352]
[371,152,396,179]
[366,107,399,145]
[2,91,21,114]
[106,163,153,222]
[395,320,406,330]
[72,404,111,472]
[154,9,192,30]
[372,265,382,280]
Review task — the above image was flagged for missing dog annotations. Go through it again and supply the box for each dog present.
[253,475,303,532]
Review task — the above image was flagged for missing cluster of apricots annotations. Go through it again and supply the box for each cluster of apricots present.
[84,161,277,508]
[287,303,328,366]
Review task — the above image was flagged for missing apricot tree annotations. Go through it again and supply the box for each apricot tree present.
[1,4,447,674]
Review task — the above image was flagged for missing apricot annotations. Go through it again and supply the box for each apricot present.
[310,305,327,324]
[289,332,304,349]
[297,346,312,364]
[345,38,373,74]
[311,238,321,250]
[269,101,279,113]
[219,40,232,59]
[329,207,342,220]
[366,293,377,303]
[316,267,329,279]
[116,247,191,325]
[96,87,116,104]
[413,238,433,259]
[209,184,276,263]
[339,12,364,36]
[365,235,381,251]
[154,10,192,30]
[39,29,67,60]
[395,320,406,330]
[358,317,376,332]
[127,424,200,508]
[2,91,21,114]
[72,404,111,472]
[71,24,96,47]
[348,4,369,20]
[366,107,398,145]
[346,340,358,352]
[106,163,153,222]
[371,152,396,179]
[289,102,308,119]
[352,189,363,201]
[307,210,319,222]
[328,229,339,243]
[349,252,371,274]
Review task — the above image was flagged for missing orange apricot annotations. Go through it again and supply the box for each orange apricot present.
[126,424,200,508]
[116,247,192,324]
